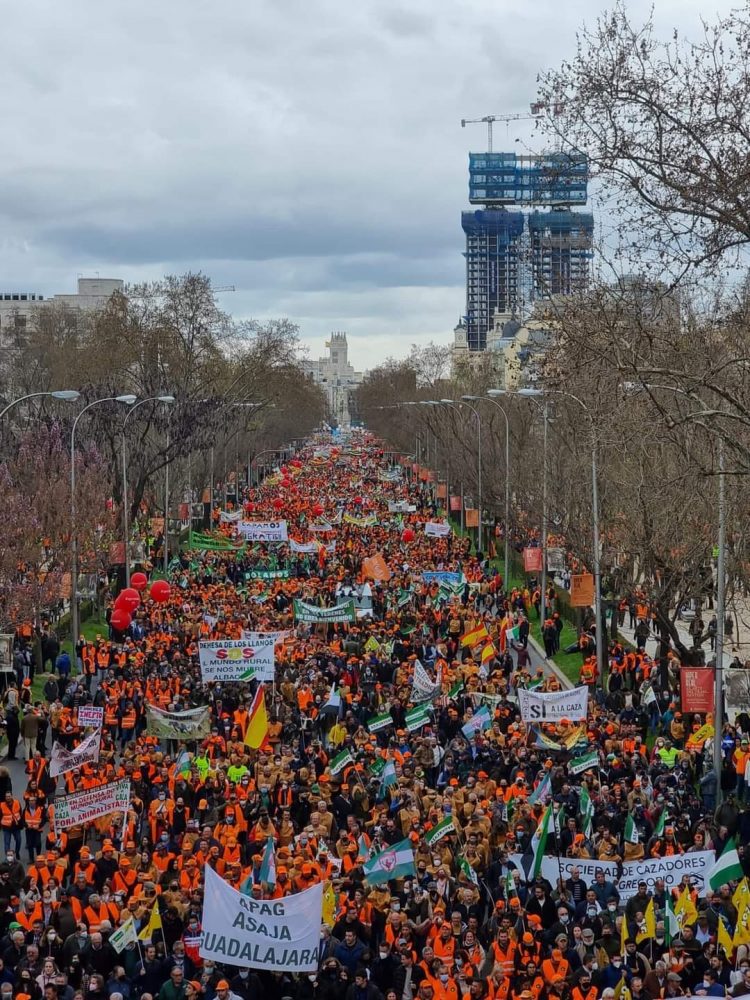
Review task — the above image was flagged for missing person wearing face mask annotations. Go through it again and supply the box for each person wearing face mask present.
[599,954,632,991]
[227,969,263,1000]
[370,942,399,994]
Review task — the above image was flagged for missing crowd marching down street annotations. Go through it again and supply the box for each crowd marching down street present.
[4,430,750,1000]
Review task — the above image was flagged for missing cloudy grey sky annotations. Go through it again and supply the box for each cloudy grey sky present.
[0,0,732,371]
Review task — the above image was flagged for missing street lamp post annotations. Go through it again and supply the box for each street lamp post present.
[121,396,175,586]
[0,390,80,421]
[485,391,512,592]
[460,397,483,554]
[439,399,466,530]
[520,388,603,679]
[624,379,727,802]
[71,395,137,646]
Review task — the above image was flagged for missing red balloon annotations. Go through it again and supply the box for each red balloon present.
[130,572,148,592]
[110,608,132,632]
[281,466,288,475]
[401,528,415,544]
[272,497,284,512]
[116,587,140,612]
[290,459,302,468]
[150,580,171,603]
[281,479,292,489]
[312,503,324,517]
[353,496,363,505]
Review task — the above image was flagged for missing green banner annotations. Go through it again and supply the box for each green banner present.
[293,599,356,623]
[188,531,245,553]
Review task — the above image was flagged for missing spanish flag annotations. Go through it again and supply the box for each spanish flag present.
[461,624,489,647]
[480,641,497,664]
[244,686,269,749]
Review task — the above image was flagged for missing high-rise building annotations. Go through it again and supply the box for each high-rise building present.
[460,150,593,353]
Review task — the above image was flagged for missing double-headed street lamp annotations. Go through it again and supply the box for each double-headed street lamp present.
[122,396,176,586]
[71,395,137,643]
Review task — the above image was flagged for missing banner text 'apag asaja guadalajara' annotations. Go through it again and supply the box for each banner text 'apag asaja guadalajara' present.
[200,865,322,971]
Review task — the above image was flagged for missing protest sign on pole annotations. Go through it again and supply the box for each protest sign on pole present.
[200,865,322,971]
[518,686,589,722]
[570,573,595,607]
[199,637,275,683]
[49,729,102,778]
[680,667,715,714]
[54,779,131,829]
[523,547,543,572]
[145,705,212,740]
[77,706,104,729]
[237,521,288,542]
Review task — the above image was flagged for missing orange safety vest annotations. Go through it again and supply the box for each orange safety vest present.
[0,801,21,827]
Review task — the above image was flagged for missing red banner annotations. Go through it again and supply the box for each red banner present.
[436,483,447,500]
[681,667,715,714]
[108,542,125,565]
[449,496,461,512]
[523,547,543,573]
[179,503,190,520]
[465,509,479,528]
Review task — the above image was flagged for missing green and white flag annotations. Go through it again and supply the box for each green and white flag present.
[505,869,516,899]
[665,896,680,946]
[363,839,416,886]
[369,756,386,778]
[528,772,552,807]
[411,660,440,703]
[367,712,393,733]
[642,684,658,707]
[579,786,594,839]
[653,809,667,839]
[458,856,479,885]
[524,804,552,880]
[624,815,640,845]
[568,751,598,776]
[461,705,491,740]
[553,805,566,837]
[425,815,455,847]
[259,837,276,886]
[110,917,137,954]
[379,759,398,795]
[329,748,354,777]
[708,837,744,891]
[405,704,432,732]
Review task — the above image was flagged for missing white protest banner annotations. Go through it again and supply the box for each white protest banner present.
[388,501,416,513]
[508,850,714,899]
[145,705,212,740]
[518,685,589,723]
[220,510,243,523]
[237,521,288,542]
[49,729,102,778]
[307,521,333,533]
[239,632,291,681]
[424,521,451,538]
[616,851,714,899]
[54,779,130,829]
[289,540,318,554]
[200,864,322,971]
[199,637,275,683]
[547,547,566,573]
[77,706,104,729]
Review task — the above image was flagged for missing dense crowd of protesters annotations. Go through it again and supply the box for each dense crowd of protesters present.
[0,431,749,1000]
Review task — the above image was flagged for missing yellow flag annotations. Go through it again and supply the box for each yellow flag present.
[734,896,750,948]
[674,887,698,929]
[620,913,629,954]
[733,877,750,911]
[321,882,336,927]
[138,901,162,942]
[636,899,656,943]
[717,918,734,957]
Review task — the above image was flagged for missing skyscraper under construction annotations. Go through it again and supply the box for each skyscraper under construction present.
[461,151,594,351]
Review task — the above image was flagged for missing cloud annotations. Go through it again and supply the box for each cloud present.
[0,0,736,370]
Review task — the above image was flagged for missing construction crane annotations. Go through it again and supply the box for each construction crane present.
[460,104,564,152]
